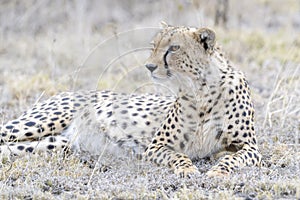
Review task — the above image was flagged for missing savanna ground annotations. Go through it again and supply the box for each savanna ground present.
[0,0,299,199]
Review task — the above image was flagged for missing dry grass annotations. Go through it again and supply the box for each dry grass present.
[0,0,299,199]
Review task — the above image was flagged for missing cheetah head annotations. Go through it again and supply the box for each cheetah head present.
[145,24,217,91]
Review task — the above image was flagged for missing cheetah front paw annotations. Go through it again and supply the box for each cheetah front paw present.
[174,165,199,178]
[206,169,229,177]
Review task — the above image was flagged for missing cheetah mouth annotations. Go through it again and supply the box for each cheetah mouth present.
[151,75,168,82]
[151,69,173,81]
[151,72,173,82]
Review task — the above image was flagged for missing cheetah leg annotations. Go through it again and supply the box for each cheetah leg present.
[144,143,199,177]
[206,143,262,177]
[0,135,69,157]
[0,112,72,143]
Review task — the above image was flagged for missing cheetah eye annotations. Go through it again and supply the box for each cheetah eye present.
[168,45,180,52]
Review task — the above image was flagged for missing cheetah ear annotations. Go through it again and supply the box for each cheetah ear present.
[196,28,216,53]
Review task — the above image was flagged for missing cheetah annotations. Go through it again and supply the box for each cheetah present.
[0,24,262,177]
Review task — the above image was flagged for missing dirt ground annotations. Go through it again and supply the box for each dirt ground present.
[0,0,299,199]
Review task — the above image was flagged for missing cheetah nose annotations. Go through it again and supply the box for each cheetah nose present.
[145,63,158,73]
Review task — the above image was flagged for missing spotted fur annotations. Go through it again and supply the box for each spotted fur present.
[0,25,262,177]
